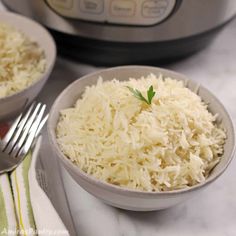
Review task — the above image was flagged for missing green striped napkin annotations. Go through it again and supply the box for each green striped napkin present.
[0,174,17,235]
[10,152,36,235]
[0,122,17,235]
[0,123,69,236]
[0,122,36,235]
[0,153,36,236]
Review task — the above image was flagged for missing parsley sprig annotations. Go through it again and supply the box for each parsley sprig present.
[127,85,156,105]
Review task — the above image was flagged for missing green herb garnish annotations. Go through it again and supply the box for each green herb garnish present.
[127,85,156,105]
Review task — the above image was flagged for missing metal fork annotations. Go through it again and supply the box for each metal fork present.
[0,102,48,174]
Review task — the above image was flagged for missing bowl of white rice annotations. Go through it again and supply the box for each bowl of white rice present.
[0,12,56,120]
[48,66,235,211]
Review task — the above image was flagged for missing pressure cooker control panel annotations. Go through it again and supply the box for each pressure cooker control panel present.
[46,0,176,25]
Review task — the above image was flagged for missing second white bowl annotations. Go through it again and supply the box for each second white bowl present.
[0,12,56,121]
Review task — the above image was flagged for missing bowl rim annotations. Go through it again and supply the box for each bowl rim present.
[0,11,57,102]
[48,65,236,197]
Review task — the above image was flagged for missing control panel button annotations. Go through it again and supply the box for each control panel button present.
[51,0,73,9]
[142,0,169,18]
[110,0,135,17]
[79,0,104,14]
[47,0,176,26]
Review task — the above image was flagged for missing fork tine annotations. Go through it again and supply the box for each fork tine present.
[17,105,46,157]
[29,104,46,134]
[3,102,36,154]
[1,113,22,150]
[23,103,41,133]
[11,103,44,157]
[1,99,29,149]
[35,114,49,138]
[27,114,49,151]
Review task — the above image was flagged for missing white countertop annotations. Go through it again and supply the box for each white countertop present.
[1,2,236,235]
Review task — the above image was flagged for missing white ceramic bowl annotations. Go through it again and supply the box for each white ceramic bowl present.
[48,66,235,211]
[0,12,56,121]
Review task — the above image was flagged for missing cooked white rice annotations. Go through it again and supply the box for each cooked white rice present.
[0,22,46,98]
[56,74,226,192]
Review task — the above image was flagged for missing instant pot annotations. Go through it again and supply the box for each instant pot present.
[3,0,236,65]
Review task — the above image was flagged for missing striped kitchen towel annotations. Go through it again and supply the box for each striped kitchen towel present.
[1,121,69,236]
[0,174,17,236]
[10,152,36,236]
[0,122,17,235]
[0,122,37,235]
